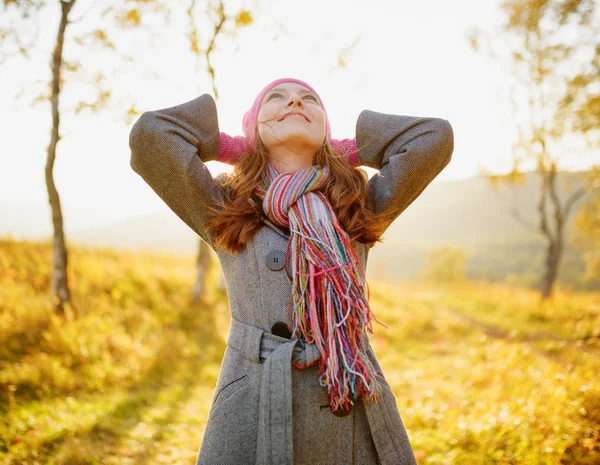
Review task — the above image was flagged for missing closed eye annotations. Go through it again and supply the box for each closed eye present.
[268,93,318,102]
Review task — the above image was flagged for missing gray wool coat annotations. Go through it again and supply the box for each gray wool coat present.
[128,93,454,465]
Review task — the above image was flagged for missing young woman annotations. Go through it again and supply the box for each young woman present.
[128,77,454,465]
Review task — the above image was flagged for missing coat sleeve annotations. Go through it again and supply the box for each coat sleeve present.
[355,109,454,234]
[128,93,224,248]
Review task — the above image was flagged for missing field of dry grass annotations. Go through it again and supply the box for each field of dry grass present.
[1,237,598,464]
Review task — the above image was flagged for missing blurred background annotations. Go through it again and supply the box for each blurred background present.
[1,0,599,464]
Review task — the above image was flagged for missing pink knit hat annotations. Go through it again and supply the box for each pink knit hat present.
[218,77,359,166]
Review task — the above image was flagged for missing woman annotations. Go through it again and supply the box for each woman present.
[128,77,454,465]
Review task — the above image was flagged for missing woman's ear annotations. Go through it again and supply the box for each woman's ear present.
[218,133,251,165]
[330,138,360,167]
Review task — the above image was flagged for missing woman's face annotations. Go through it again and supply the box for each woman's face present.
[256,82,326,155]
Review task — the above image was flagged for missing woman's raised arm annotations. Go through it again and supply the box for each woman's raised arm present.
[128,93,224,248]
[355,110,454,235]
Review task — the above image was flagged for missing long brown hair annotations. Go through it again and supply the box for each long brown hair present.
[205,135,391,254]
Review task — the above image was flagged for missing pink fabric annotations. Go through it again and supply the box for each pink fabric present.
[218,132,251,165]
[330,138,360,167]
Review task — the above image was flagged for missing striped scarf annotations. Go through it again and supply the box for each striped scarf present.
[255,161,386,413]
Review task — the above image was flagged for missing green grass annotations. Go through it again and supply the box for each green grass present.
[1,238,599,464]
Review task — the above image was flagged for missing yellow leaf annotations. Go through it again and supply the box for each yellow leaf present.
[235,10,253,27]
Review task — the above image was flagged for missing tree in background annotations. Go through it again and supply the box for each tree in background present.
[0,0,259,312]
[0,0,172,314]
[467,0,600,300]
[420,246,467,284]
[184,0,256,303]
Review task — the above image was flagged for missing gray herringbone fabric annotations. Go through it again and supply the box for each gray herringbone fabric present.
[128,93,454,465]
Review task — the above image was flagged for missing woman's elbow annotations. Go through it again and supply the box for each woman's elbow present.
[435,118,454,165]
[128,111,156,174]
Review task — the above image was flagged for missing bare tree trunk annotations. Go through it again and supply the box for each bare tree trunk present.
[46,0,76,315]
[188,0,226,302]
[537,164,567,300]
[191,238,212,303]
[540,239,562,299]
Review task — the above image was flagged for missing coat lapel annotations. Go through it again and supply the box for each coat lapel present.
[248,197,290,240]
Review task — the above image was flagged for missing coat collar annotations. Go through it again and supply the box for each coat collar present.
[220,180,290,240]
[248,197,290,240]
[261,217,290,240]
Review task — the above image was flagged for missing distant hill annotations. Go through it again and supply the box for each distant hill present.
[2,170,597,289]
[366,170,598,289]
[381,170,586,247]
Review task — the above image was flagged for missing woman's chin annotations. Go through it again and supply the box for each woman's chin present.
[259,125,322,151]
[274,132,322,149]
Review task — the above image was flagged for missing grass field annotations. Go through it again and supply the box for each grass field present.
[1,238,599,464]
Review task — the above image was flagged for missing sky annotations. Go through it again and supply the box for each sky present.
[0,0,595,237]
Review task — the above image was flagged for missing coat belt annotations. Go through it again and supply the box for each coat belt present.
[226,316,320,465]
[225,316,413,465]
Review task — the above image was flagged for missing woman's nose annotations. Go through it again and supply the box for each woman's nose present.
[286,93,303,107]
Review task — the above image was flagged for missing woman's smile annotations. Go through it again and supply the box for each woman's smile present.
[282,114,308,121]
[278,111,310,122]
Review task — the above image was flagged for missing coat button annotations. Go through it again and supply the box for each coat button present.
[271,321,292,339]
[266,250,286,271]
[331,394,359,417]
[332,404,353,417]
